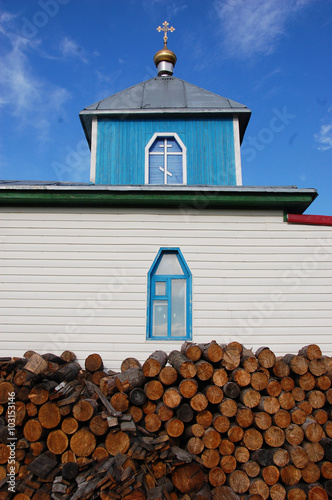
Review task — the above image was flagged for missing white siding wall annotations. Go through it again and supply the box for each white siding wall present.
[1,206,331,370]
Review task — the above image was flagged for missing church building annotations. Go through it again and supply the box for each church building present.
[1,23,331,369]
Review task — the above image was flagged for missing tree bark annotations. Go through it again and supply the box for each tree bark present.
[223,382,240,399]
[241,349,259,373]
[176,403,194,423]
[282,355,308,376]
[168,350,197,379]
[142,351,167,378]
[201,341,223,363]
[298,344,322,360]
[181,341,202,362]
[85,353,103,373]
[256,347,276,369]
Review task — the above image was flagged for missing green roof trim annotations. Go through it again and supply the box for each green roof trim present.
[0,185,317,214]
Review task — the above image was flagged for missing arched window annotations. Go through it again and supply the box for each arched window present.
[147,248,192,340]
[145,133,187,185]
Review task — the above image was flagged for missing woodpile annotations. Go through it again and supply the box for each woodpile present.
[0,342,331,499]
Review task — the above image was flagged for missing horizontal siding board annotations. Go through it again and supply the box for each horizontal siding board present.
[0,308,146,317]
[1,328,332,340]
[1,246,330,257]
[0,304,332,320]
[2,254,332,264]
[1,206,331,368]
[2,283,331,293]
[0,208,285,221]
[2,276,332,286]
[3,231,332,244]
[1,294,332,306]
[3,268,332,278]
[3,227,332,240]
[0,300,330,310]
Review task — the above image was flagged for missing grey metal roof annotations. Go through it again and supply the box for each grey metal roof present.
[79,77,251,146]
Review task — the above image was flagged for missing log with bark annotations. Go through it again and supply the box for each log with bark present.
[0,343,330,499]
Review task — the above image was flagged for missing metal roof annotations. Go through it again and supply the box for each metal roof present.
[0,182,317,214]
[79,77,251,146]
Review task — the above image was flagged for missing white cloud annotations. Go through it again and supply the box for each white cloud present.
[60,37,88,64]
[0,11,19,23]
[0,15,70,140]
[213,0,315,58]
[314,124,332,151]
[0,45,42,113]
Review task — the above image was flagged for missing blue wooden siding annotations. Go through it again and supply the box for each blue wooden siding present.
[95,117,236,185]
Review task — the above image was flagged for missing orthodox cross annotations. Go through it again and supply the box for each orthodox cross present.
[156,21,175,45]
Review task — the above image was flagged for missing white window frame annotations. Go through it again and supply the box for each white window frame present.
[145,133,187,185]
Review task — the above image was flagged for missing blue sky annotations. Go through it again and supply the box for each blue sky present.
[0,0,331,214]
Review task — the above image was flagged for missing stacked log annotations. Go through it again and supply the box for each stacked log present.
[0,343,330,499]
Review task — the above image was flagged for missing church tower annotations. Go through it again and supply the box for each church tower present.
[79,22,251,186]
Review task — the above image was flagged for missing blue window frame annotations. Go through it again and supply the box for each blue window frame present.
[145,133,187,185]
[147,248,192,340]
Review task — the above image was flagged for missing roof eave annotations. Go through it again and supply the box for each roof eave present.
[79,107,251,146]
[0,185,317,214]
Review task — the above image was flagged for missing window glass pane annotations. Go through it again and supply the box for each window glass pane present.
[167,155,183,184]
[171,280,186,337]
[155,281,166,296]
[155,254,184,275]
[167,138,182,153]
[150,138,165,153]
[149,155,164,184]
[152,301,168,337]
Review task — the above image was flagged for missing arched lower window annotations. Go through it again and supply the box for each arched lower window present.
[145,133,187,185]
[147,248,192,340]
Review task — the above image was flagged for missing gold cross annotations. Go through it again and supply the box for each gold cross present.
[156,21,175,45]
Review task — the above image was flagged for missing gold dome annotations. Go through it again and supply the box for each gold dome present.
[153,43,177,67]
